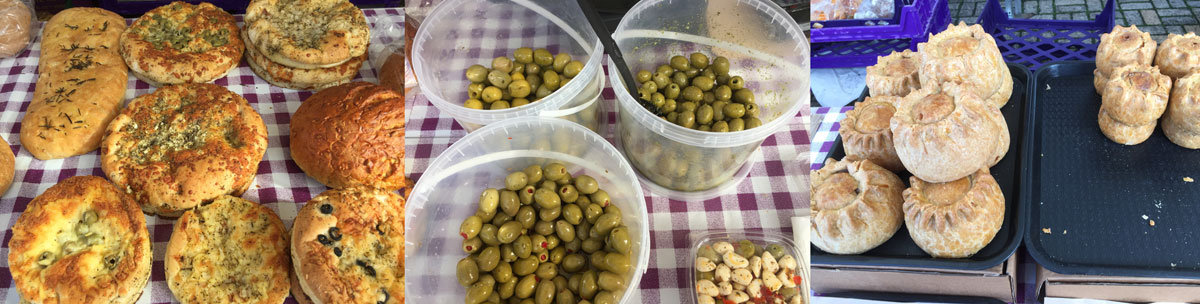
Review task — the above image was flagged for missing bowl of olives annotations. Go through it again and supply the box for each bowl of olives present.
[406,117,650,304]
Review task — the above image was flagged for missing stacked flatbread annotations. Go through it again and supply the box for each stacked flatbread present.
[243,0,369,90]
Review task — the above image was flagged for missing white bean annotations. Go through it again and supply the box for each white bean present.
[696,256,717,272]
[715,264,731,282]
[778,254,797,271]
[780,269,796,288]
[724,252,749,268]
[696,279,719,297]
[762,270,783,291]
[731,268,753,285]
[749,256,763,277]
[698,296,716,304]
[762,251,780,274]
[718,281,733,296]
[729,290,750,303]
[713,241,734,254]
[747,279,763,298]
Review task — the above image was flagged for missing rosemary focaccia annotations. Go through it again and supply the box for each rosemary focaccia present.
[166,195,291,304]
[100,83,268,217]
[244,0,369,69]
[243,30,363,91]
[292,187,406,304]
[20,7,126,160]
[8,176,151,304]
[120,1,243,86]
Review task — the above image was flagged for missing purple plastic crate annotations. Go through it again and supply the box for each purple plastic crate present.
[810,0,950,68]
[100,0,402,16]
[977,0,1115,71]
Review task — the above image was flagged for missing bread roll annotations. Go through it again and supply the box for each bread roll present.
[810,157,906,255]
[290,82,406,190]
[378,52,405,95]
[1155,32,1200,79]
[865,50,920,98]
[0,0,32,58]
[1098,64,1170,145]
[890,84,1007,183]
[918,22,1013,108]
[1094,25,1156,93]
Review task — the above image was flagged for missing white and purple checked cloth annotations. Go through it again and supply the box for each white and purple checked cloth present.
[0,8,809,304]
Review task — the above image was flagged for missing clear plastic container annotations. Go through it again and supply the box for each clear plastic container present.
[411,0,605,132]
[609,0,811,198]
[405,117,650,304]
[689,230,809,304]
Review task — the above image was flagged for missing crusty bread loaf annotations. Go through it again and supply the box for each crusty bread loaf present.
[0,135,14,195]
[20,8,127,160]
[378,52,405,94]
[290,82,406,190]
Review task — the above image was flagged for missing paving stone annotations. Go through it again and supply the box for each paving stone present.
[1059,4,1087,12]
[1088,0,1104,11]
[1169,0,1187,8]
[1188,0,1200,7]
[1122,2,1154,10]
[1041,0,1055,12]
[1056,13,1071,19]
[1033,14,1053,19]
[1025,1,1039,13]
[1153,0,1170,8]
[1184,24,1200,32]
[1158,8,1191,16]
[1073,12,1088,20]
[1125,10,1146,24]
[1161,16,1199,24]
[1057,0,1086,5]
[1144,9,1163,24]
[1143,25,1168,34]
[1168,25,1185,33]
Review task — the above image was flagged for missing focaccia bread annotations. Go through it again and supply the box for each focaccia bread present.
[120,1,243,86]
[292,187,406,304]
[810,157,906,255]
[890,84,1007,183]
[917,22,1013,107]
[7,176,151,304]
[100,83,268,217]
[1155,32,1200,79]
[1094,25,1156,93]
[904,169,1005,258]
[243,29,363,91]
[1098,64,1170,145]
[1163,72,1200,148]
[290,82,405,190]
[839,96,904,172]
[20,7,127,160]
[244,0,369,69]
[0,135,14,195]
[165,195,291,304]
[866,50,921,98]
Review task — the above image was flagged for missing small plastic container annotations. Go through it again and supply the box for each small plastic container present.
[405,117,650,304]
[411,0,605,132]
[688,230,808,304]
[609,0,810,199]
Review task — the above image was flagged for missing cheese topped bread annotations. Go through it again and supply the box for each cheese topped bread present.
[120,1,243,86]
[292,187,405,304]
[244,0,369,69]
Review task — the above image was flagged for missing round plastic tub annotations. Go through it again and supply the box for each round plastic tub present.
[608,0,810,198]
[405,117,650,303]
[411,0,605,132]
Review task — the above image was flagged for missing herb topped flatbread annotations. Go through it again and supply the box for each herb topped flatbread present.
[120,1,243,86]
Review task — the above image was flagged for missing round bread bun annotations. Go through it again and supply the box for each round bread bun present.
[244,0,368,69]
[0,0,32,58]
[1098,108,1157,145]
[291,187,406,304]
[1164,73,1200,148]
[165,195,291,304]
[1100,64,1170,125]
[1155,33,1200,79]
[903,169,1005,258]
[840,96,904,172]
[866,50,921,98]
[120,2,242,86]
[7,176,151,304]
[100,83,268,217]
[890,84,1006,183]
[918,22,1013,108]
[1094,25,1157,93]
[0,135,14,195]
[289,264,315,304]
[243,29,363,91]
[378,51,405,95]
[811,157,906,255]
[290,82,405,190]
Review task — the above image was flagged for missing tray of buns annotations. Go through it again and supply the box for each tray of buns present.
[811,62,1028,270]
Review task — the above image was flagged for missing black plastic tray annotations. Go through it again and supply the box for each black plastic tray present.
[811,63,1029,270]
[1024,61,1200,278]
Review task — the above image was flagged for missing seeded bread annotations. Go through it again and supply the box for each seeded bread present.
[291,187,405,304]
[242,29,362,91]
[290,82,405,190]
[20,7,127,160]
[120,2,243,86]
[244,0,368,69]
[100,83,268,217]
[165,195,291,304]
[7,176,152,304]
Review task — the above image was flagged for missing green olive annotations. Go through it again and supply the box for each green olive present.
[734,88,754,104]
[519,165,542,184]
[536,262,558,279]
[697,271,714,281]
[568,275,582,293]
[724,103,746,119]
[678,101,697,114]
[535,84,554,100]
[605,253,631,274]
[539,70,559,90]
[562,253,587,272]
[672,71,689,87]
[469,83,485,99]
[594,291,618,304]
[716,74,730,85]
[745,102,760,117]
[729,76,746,90]
[583,203,604,224]
[457,257,481,286]
[530,234,548,253]
[608,227,632,253]
[766,244,787,259]
[561,204,583,225]
[491,100,511,110]
[670,55,690,70]
[514,235,533,259]
[549,246,566,264]
[514,256,539,276]
[590,190,611,207]
[540,180,558,192]
[515,48,534,64]
[596,271,625,292]
[696,105,714,125]
[556,289,575,304]
[553,276,568,294]
[498,221,524,244]
[516,274,539,299]
[559,185,579,203]
[698,245,719,261]
[712,101,727,120]
[578,271,599,299]
[488,70,513,89]
[564,238,582,254]
[500,190,521,217]
[535,279,556,304]
[712,56,730,75]
[656,64,674,75]
[681,86,703,102]
[513,63,526,75]
[576,219,592,242]
[533,48,554,66]
[568,175,597,195]
[736,240,758,257]
[636,70,652,83]
[593,213,621,236]
[494,261,515,283]
[505,172,529,191]
[729,118,746,132]
[532,188,561,210]
[509,80,532,98]
[693,75,714,91]
[480,224,500,246]
[745,116,763,129]
[701,68,716,79]
[534,220,555,236]
[501,244,518,262]
[466,275,496,304]
[525,63,543,77]
[582,238,603,253]
[652,72,670,89]
[465,98,484,110]
[516,205,537,229]
[684,68,700,78]
[703,91,715,103]
[477,246,501,272]
[539,206,561,221]
[479,188,500,212]
[664,83,681,99]
[690,52,710,69]
[641,80,658,94]
[492,210,513,227]
[677,111,696,128]
[544,163,568,181]
[500,279,518,299]
[464,237,483,254]
[482,86,504,103]
[698,124,711,132]
[493,56,514,74]
[466,65,490,83]
[555,220,576,242]
[519,186,536,205]
[661,99,677,113]
[461,215,483,239]
[714,85,732,101]
[564,61,584,78]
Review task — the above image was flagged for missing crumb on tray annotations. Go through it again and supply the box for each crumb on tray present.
[1042,228,1051,234]
[1185,177,1195,183]
[1151,220,1156,227]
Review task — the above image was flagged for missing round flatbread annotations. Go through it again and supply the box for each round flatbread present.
[7,176,152,304]
[244,0,368,69]
[120,1,243,86]
[291,187,405,304]
[243,29,363,91]
[100,83,268,217]
[165,195,291,304]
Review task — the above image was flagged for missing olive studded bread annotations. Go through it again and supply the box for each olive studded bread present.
[20,7,127,160]
[120,1,243,86]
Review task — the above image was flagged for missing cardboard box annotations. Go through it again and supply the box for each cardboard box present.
[811,253,1018,302]
[1037,265,1200,302]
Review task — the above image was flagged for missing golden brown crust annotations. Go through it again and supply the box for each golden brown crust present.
[378,52,405,95]
[243,29,363,91]
[917,22,1013,107]
[840,96,904,172]
[0,135,14,195]
[21,7,127,160]
[1095,25,1157,93]
[903,169,1005,258]
[165,195,291,304]
[890,84,1006,183]
[1155,33,1200,79]
[0,0,32,58]
[866,50,921,98]
[120,2,243,86]
[1163,73,1200,148]
[100,83,268,217]
[290,82,406,190]
[1098,64,1170,146]
[291,187,405,304]
[1098,108,1157,145]
[810,157,906,255]
[8,176,152,304]
[244,0,368,69]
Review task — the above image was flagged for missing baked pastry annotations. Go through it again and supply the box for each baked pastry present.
[1098,64,1170,145]
[244,0,369,69]
[290,82,405,190]
[839,96,904,172]
[917,22,1013,107]
[292,187,405,304]
[1163,72,1200,148]
[0,135,13,195]
[378,51,405,95]
[903,169,1005,258]
[7,176,151,304]
[243,29,364,91]
[20,7,127,160]
[290,267,315,304]
[120,2,242,86]
[0,0,32,57]
[1094,25,1156,93]
[165,195,290,304]
[101,83,268,217]
[1155,32,1200,79]
[810,157,906,255]
[890,84,1007,183]
[865,50,921,98]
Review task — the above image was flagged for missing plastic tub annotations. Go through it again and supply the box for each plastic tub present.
[609,0,809,198]
[405,117,650,303]
[688,230,808,304]
[411,0,605,132]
